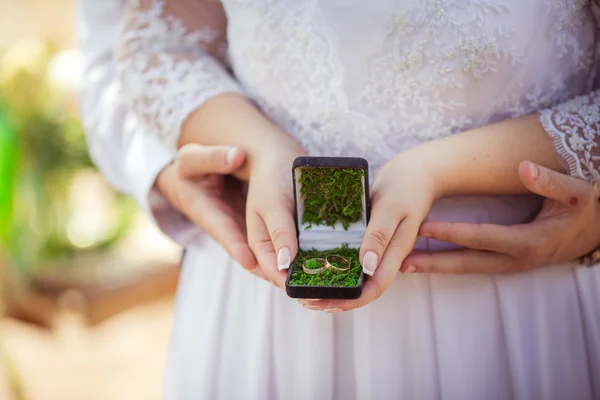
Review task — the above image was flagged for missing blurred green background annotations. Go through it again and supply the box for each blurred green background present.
[0,2,181,399]
[0,40,137,278]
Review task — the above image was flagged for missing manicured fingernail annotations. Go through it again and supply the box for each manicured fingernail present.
[277,247,291,271]
[421,232,432,238]
[303,305,322,311]
[528,161,539,180]
[362,251,378,276]
[298,299,321,305]
[323,308,342,313]
[404,265,417,273]
[225,147,238,166]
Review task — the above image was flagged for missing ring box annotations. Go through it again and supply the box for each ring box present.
[285,156,370,299]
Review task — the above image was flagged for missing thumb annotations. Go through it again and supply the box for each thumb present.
[518,160,591,206]
[176,144,245,179]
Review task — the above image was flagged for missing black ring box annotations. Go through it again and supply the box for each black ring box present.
[285,156,371,299]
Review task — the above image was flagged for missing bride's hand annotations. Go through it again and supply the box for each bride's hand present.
[246,142,307,289]
[302,151,441,312]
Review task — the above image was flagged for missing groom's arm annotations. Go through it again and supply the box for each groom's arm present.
[75,0,204,247]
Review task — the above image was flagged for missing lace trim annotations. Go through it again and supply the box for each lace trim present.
[540,90,600,182]
[117,0,244,150]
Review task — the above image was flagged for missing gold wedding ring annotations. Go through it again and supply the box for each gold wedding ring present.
[325,255,351,273]
[302,258,327,274]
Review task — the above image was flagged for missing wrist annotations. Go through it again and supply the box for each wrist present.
[395,146,447,201]
[248,137,307,176]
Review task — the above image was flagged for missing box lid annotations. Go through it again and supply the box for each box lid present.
[292,157,370,251]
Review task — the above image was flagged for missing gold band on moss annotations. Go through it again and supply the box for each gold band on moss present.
[325,255,350,273]
[302,258,327,274]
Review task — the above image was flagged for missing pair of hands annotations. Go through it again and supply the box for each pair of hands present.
[157,143,600,312]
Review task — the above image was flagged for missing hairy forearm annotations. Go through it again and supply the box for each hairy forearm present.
[178,93,305,180]
[406,113,565,198]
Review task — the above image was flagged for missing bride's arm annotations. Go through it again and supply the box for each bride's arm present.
[404,113,568,198]
[116,0,302,181]
[406,91,600,199]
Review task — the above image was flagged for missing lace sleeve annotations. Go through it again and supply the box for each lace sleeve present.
[116,0,244,150]
[539,1,600,182]
[540,90,600,181]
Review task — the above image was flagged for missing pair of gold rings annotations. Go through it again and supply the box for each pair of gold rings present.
[302,255,351,274]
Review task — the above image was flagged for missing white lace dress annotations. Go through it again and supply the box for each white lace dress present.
[117,1,600,398]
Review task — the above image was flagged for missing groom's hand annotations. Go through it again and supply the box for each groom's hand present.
[155,143,263,277]
[402,161,600,274]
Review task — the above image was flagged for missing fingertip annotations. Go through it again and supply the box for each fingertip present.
[361,251,378,276]
[277,247,291,271]
[418,220,445,238]
[418,225,434,238]
[402,252,429,273]
[518,160,539,188]
[225,147,246,169]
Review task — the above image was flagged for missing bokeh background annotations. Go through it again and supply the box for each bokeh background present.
[0,1,182,398]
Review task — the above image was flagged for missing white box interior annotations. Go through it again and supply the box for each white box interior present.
[295,167,367,251]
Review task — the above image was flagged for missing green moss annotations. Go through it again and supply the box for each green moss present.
[299,167,364,230]
[288,244,362,287]
[304,258,322,270]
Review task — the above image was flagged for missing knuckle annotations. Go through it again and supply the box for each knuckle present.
[467,224,486,250]
[368,230,390,249]
[269,226,291,245]
[469,235,484,250]
[249,237,273,255]
[521,237,550,266]
[433,222,454,242]
[541,169,559,192]
[454,262,470,275]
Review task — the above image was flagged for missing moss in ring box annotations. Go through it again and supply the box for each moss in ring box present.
[290,244,361,287]
[299,167,364,230]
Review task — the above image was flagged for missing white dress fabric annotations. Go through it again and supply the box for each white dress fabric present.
[116,0,600,399]
[77,0,208,249]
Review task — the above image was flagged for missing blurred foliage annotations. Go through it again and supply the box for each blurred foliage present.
[0,40,137,278]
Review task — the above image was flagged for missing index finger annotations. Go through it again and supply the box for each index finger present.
[401,249,518,274]
[419,221,529,256]
[188,193,258,271]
